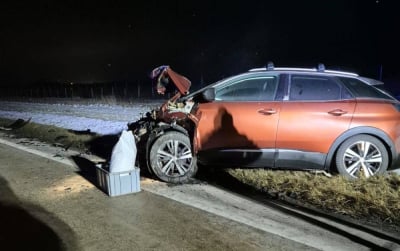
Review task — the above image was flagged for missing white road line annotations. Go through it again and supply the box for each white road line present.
[0,138,78,168]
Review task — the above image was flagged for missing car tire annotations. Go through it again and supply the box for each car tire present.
[335,134,388,179]
[149,131,198,183]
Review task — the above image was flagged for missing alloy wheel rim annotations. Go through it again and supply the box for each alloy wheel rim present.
[156,139,193,177]
[342,140,382,178]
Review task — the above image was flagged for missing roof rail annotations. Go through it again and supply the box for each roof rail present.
[248,62,358,76]
[267,61,274,70]
[317,63,325,72]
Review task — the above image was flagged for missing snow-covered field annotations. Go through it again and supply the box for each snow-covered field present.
[0,100,161,135]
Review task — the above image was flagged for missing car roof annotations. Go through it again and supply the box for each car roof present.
[183,63,384,100]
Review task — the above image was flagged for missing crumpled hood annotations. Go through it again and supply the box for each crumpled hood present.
[150,65,191,96]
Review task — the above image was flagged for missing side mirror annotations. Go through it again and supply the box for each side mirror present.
[202,88,215,102]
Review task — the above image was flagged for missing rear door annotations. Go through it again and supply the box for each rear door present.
[195,73,282,166]
[275,74,356,168]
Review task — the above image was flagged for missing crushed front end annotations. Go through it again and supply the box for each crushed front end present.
[128,66,199,183]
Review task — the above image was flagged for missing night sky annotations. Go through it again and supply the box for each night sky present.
[1,0,399,91]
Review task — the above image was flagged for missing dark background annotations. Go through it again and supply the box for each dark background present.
[0,0,399,93]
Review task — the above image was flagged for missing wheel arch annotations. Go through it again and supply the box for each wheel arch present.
[145,122,192,156]
[325,126,396,170]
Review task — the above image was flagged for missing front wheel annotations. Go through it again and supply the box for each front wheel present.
[335,134,388,179]
[149,131,198,183]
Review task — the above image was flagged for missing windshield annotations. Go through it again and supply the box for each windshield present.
[181,75,239,101]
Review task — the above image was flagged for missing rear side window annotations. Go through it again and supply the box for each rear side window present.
[289,75,341,101]
[339,77,393,100]
[215,76,278,101]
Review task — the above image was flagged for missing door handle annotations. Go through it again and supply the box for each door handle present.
[258,108,277,115]
[328,109,348,116]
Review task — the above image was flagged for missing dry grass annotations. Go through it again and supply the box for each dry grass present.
[227,169,400,225]
[0,118,96,151]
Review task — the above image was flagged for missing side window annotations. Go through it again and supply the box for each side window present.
[339,77,393,100]
[289,75,341,101]
[215,76,278,101]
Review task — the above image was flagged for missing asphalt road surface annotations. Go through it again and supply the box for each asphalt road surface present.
[0,139,399,251]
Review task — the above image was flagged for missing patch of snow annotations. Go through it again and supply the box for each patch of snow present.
[0,100,160,135]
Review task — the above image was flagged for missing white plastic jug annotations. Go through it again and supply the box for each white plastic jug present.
[109,130,137,173]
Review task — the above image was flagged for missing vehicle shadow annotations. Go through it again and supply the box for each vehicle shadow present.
[0,175,79,251]
[198,107,262,166]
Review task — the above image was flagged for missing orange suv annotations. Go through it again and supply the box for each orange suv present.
[129,63,400,183]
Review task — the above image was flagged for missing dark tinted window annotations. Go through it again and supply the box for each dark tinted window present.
[289,75,341,101]
[215,76,278,101]
[339,77,393,100]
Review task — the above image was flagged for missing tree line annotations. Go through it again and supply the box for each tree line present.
[0,82,159,100]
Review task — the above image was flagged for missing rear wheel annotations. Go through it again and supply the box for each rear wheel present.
[149,131,197,183]
[335,134,388,179]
